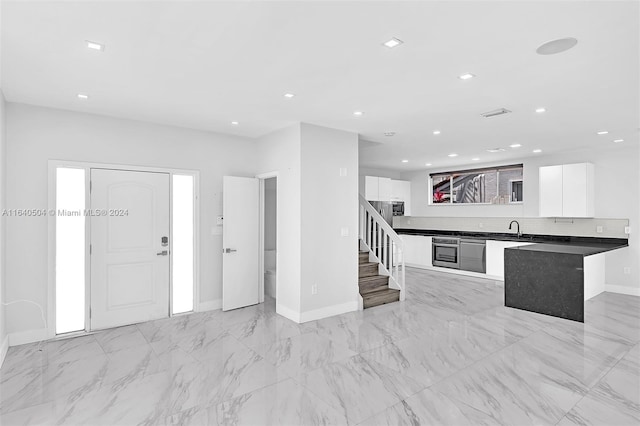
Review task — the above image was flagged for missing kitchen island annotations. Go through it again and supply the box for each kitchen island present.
[504,240,628,322]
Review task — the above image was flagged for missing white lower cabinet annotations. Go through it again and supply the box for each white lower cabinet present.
[486,240,533,279]
[400,235,432,267]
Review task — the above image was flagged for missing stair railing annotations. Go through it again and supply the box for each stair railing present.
[358,195,405,301]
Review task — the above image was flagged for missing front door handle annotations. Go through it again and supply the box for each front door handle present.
[223,248,237,254]
[156,250,168,256]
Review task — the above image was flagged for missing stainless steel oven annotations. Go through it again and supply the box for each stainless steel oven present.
[432,237,460,269]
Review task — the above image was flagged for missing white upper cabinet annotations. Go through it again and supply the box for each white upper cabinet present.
[362,176,392,201]
[391,180,411,201]
[378,177,392,201]
[539,163,594,217]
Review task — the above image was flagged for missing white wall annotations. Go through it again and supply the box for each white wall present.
[4,103,258,335]
[359,167,404,180]
[402,144,640,293]
[257,124,302,320]
[300,123,359,319]
[0,91,8,362]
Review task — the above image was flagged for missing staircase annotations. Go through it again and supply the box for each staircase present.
[359,250,400,308]
[358,194,405,310]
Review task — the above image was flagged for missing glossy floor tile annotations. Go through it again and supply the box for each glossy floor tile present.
[1,267,639,425]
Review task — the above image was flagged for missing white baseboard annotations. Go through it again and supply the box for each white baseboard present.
[406,263,503,282]
[276,303,301,323]
[197,299,222,312]
[605,284,640,297]
[299,300,359,323]
[9,328,50,347]
[0,334,9,368]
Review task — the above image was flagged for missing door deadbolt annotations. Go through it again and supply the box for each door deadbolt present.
[161,236,169,247]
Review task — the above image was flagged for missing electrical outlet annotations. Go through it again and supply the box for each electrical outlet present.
[479,223,484,229]
[341,227,349,237]
[339,168,347,177]
[596,226,603,233]
[624,267,631,275]
[311,284,318,295]
[625,226,631,234]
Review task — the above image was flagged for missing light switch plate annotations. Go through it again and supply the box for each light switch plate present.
[596,226,603,233]
[339,168,347,177]
[625,226,631,234]
[216,216,223,226]
[341,227,349,237]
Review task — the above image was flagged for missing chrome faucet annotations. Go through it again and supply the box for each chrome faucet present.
[508,220,522,238]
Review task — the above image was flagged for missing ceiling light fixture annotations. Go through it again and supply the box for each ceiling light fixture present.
[510,144,522,148]
[433,130,441,135]
[402,159,409,163]
[536,37,578,55]
[448,153,458,157]
[472,158,480,161]
[533,149,542,153]
[486,148,506,153]
[425,163,432,166]
[283,93,295,98]
[535,107,546,113]
[613,139,624,143]
[353,111,364,116]
[383,38,403,48]
[85,40,105,51]
[458,73,475,80]
[384,132,396,137]
[231,121,239,125]
[596,131,609,135]
[77,93,89,100]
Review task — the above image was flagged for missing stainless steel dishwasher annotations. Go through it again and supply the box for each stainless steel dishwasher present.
[459,239,486,273]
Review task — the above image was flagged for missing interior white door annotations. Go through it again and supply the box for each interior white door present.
[222,176,259,311]
[90,169,170,330]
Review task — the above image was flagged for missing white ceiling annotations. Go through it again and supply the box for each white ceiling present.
[2,1,638,171]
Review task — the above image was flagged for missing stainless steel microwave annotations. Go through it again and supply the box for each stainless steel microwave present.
[391,201,404,216]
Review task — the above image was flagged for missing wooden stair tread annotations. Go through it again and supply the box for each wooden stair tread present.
[358,275,389,284]
[362,288,400,309]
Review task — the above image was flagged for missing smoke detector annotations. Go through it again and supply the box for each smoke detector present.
[481,108,512,118]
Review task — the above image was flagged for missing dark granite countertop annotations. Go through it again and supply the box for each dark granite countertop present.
[504,242,627,256]
[394,228,628,255]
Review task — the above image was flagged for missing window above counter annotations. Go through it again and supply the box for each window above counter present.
[430,164,523,205]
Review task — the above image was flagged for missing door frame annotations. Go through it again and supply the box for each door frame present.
[255,171,278,305]
[47,160,200,339]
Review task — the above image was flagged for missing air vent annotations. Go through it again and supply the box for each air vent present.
[481,108,512,118]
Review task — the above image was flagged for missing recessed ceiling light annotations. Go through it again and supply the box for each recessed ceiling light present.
[536,37,578,55]
[448,153,458,157]
[85,40,105,51]
[433,130,441,135]
[613,139,624,143]
[353,111,364,116]
[384,131,396,137]
[401,159,409,163]
[458,73,475,80]
[425,163,432,166]
[596,131,609,135]
[231,121,239,125]
[533,149,542,153]
[383,38,403,48]
[77,93,89,100]
[535,107,546,113]
[510,144,522,148]
[283,93,295,99]
[486,148,506,153]
[472,158,480,161]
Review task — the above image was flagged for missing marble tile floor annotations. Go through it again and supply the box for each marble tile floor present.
[1,268,639,425]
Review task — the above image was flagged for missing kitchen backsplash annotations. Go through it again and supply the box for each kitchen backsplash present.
[393,216,630,239]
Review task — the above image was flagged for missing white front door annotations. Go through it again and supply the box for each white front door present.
[222,176,259,311]
[90,169,170,330]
